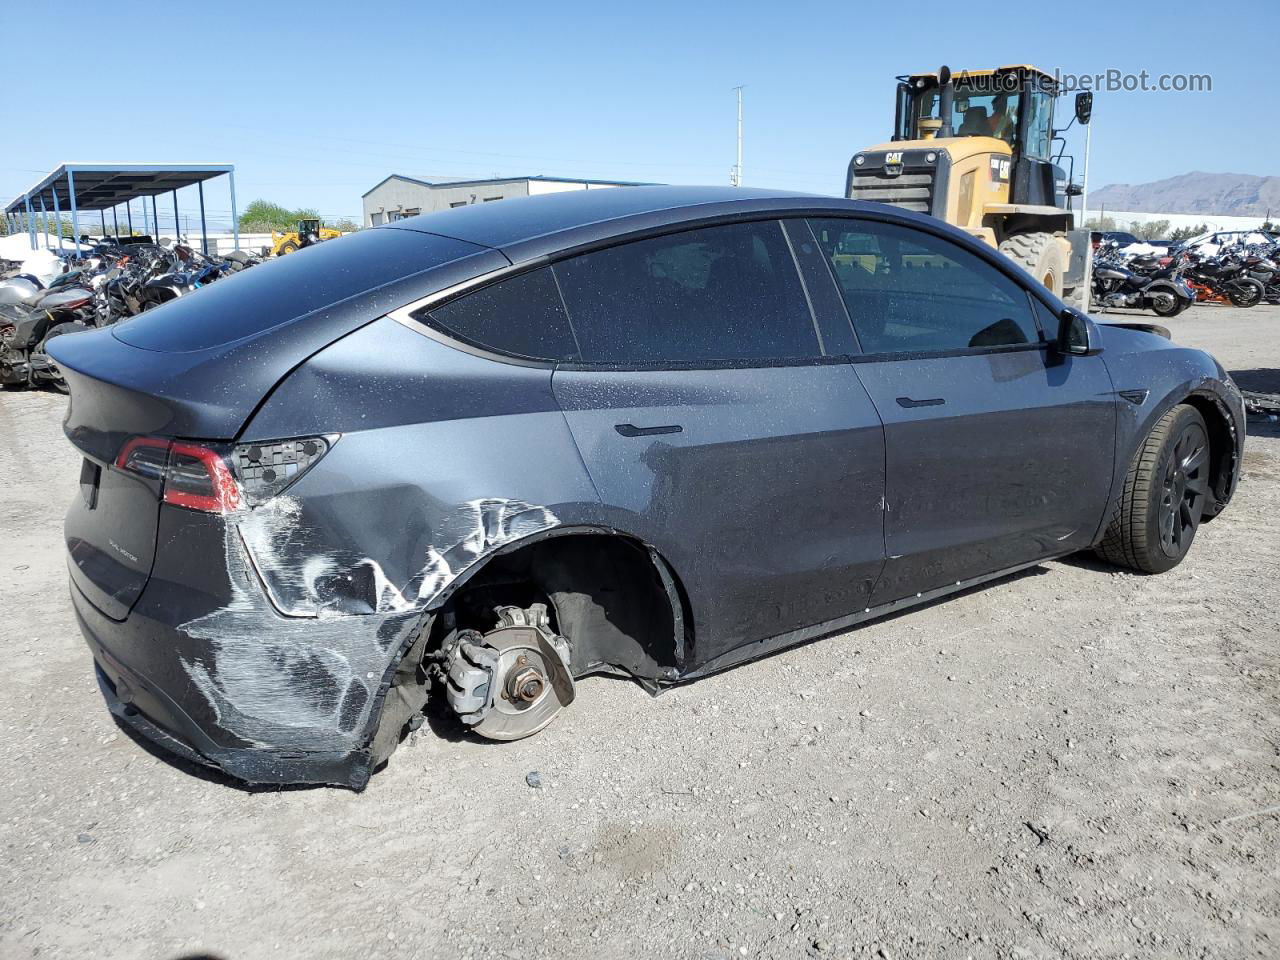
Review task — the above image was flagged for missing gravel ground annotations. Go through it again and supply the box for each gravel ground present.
[2,304,1278,960]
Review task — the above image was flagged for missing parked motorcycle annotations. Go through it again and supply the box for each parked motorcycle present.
[0,287,98,392]
[1181,250,1266,307]
[1091,242,1195,317]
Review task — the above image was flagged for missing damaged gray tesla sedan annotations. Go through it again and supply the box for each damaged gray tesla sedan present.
[49,186,1245,788]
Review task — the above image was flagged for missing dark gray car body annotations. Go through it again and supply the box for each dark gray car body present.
[48,187,1245,788]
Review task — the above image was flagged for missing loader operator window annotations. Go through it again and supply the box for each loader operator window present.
[915,79,1019,144]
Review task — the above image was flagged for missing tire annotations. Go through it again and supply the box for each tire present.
[278,241,299,256]
[1150,292,1184,317]
[998,231,1066,297]
[1095,404,1210,574]
[1226,278,1264,308]
[37,321,89,395]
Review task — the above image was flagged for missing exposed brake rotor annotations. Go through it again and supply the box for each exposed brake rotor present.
[444,604,575,741]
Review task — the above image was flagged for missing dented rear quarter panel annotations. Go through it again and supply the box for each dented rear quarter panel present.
[159,317,600,766]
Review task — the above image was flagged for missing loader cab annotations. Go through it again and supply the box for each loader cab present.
[894,67,1065,208]
[297,218,321,235]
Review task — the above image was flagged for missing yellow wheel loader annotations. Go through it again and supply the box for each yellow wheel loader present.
[269,218,342,257]
[848,65,1093,306]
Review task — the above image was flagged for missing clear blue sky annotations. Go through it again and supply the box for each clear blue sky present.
[4,0,1276,228]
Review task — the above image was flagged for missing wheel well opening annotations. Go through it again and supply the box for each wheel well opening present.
[437,533,687,686]
[1184,393,1237,516]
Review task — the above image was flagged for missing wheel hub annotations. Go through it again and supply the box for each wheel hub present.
[443,604,575,741]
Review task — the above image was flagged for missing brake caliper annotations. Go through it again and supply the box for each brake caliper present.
[443,604,575,741]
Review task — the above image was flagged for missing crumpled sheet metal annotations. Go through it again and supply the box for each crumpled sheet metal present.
[180,496,558,751]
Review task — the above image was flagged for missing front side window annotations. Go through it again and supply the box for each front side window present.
[553,220,820,365]
[416,268,578,361]
[1022,91,1054,159]
[808,218,1039,355]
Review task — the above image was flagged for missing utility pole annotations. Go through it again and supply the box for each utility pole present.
[731,85,744,187]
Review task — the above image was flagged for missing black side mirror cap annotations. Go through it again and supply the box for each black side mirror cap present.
[1057,307,1100,355]
[1075,91,1093,125]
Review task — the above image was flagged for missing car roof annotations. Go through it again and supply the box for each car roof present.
[382,185,860,264]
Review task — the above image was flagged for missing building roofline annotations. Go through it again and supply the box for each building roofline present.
[362,173,658,199]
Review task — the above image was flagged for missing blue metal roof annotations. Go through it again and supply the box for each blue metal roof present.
[4,163,234,214]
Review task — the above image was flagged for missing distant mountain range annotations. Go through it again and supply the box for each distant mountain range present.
[1091,172,1279,218]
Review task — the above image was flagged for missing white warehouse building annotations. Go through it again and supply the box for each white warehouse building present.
[361,174,653,227]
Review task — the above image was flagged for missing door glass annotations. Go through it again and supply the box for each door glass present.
[417,267,579,361]
[1022,91,1054,159]
[553,220,820,364]
[808,218,1039,354]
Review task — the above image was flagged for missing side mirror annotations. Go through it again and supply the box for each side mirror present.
[1057,308,1096,355]
[1074,91,1093,125]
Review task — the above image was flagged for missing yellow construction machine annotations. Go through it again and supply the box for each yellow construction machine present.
[848,65,1093,305]
[269,218,341,257]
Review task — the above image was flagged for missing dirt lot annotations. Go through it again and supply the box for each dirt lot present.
[2,304,1278,960]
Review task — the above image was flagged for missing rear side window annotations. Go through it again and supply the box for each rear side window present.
[416,267,578,361]
[808,218,1039,354]
[553,220,820,364]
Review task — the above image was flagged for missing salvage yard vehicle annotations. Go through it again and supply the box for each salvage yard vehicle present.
[48,186,1246,789]
[848,64,1093,307]
[269,217,340,256]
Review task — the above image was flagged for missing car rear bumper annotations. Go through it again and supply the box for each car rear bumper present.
[71,578,375,790]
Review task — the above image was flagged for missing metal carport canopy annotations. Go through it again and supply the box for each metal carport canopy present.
[4,163,237,256]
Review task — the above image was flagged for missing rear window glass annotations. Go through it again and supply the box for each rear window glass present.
[417,268,578,361]
[553,220,820,364]
[112,229,485,352]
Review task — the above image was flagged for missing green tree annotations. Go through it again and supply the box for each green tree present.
[238,199,320,233]
[1168,222,1210,244]
[1083,216,1117,232]
[1137,219,1171,241]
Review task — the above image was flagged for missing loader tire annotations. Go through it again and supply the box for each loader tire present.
[1095,404,1209,574]
[999,231,1065,298]
[278,240,299,256]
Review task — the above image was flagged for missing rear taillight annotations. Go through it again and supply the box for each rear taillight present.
[114,437,242,513]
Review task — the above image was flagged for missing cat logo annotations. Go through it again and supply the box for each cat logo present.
[885,152,904,165]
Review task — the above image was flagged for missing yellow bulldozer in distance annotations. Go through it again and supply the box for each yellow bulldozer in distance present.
[269,217,342,257]
[848,65,1093,306]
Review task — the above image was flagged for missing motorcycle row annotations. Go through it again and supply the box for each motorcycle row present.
[0,238,263,392]
[1090,236,1278,318]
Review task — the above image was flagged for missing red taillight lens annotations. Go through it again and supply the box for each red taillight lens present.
[115,437,242,513]
[165,442,242,512]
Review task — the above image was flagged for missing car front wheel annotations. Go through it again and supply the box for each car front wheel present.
[1096,403,1210,573]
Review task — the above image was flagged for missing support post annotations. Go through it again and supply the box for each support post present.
[229,169,239,252]
[25,195,35,247]
[40,194,49,249]
[198,181,208,255]
[68,169,81,256]
[1079,121,1093,313]
[172,190,180,244]
[141,194,149,239]
[52,187,63,251]
[112,205,119,239]
[126,199,133,236]
[100,210,107,238]
[152,195,159,244]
